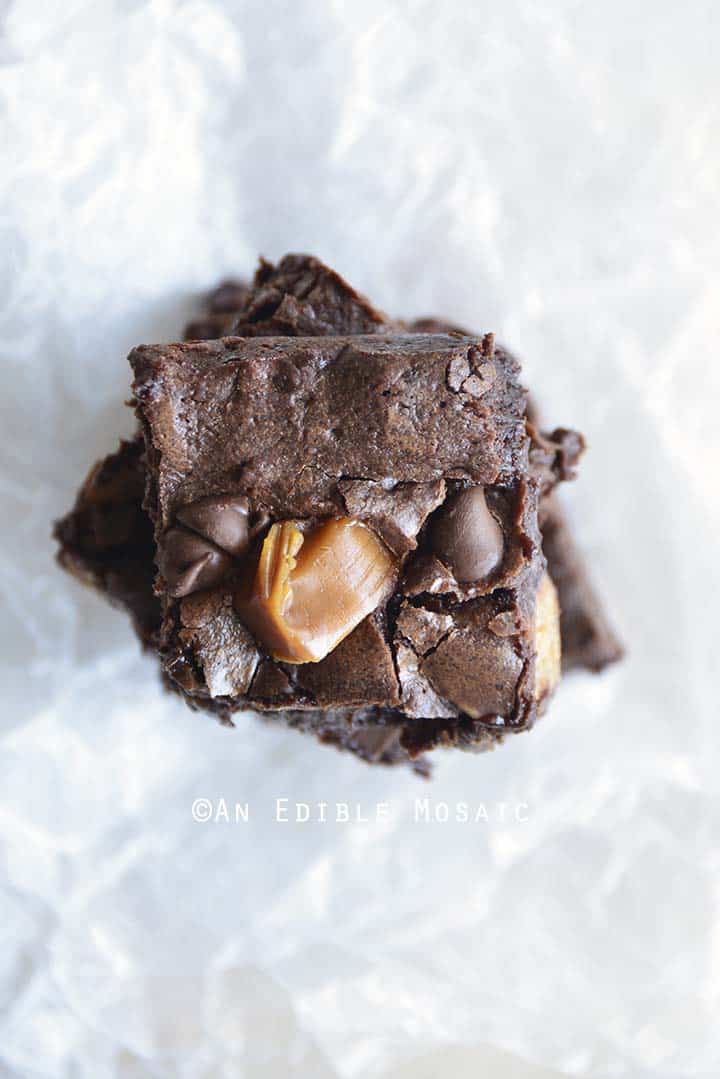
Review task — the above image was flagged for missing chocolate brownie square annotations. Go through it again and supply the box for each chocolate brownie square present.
[130,329,560,753]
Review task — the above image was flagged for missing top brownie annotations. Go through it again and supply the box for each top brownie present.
[131,327,558,739]
[133,333,525,525]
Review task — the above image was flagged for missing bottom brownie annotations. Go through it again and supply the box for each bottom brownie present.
[541,495,624,672]
[54,438,160,648]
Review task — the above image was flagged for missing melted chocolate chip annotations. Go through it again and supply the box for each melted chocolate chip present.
[158,528,232,598]
[430,486,503,583]
[176,495,266,557]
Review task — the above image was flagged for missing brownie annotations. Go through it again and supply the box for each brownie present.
[131,328,561,756]
[54,254,622,769]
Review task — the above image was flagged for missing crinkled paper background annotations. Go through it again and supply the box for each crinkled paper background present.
[1,2,719,1076]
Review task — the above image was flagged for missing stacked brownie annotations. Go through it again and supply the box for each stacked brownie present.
[55,255,622,771]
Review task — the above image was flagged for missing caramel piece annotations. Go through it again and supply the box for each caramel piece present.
[236,518,395,663]
[534,572,561,700]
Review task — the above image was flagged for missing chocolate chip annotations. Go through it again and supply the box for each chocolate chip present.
[430,486,503,583]
[176,494,263,557]
[158,528,232,598]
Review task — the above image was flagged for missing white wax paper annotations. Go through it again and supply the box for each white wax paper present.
[1,1,719,1076]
